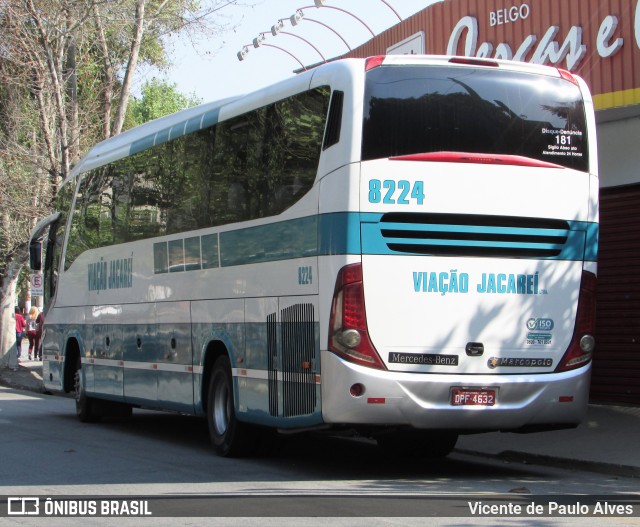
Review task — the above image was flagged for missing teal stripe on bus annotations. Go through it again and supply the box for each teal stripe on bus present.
[361,217,597,263]
[318,212,370,255]
[220,216,319,266]
[153,213,598,274]
[218,213,380,266]
[572,221,598,262]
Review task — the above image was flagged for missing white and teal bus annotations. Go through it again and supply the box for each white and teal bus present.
[31,55,598,457]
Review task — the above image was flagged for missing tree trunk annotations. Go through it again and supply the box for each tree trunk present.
[112,0,146,136]
[28,0,71,180]
[65,31,80,164]
[93,2,114,140]
[0,258,25,370]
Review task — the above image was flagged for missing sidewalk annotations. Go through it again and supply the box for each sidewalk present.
[1,360,638,478]
[1,340,46,392]
[456,404,640,478]
[0,358,46,393]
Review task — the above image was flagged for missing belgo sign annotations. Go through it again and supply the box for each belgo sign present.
[350,0,640,111]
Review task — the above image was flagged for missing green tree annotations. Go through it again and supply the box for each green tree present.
[0,0,246,367]
[128,78,201,127]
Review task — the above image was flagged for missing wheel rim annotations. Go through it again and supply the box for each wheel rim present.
[212,376,230,436]
[74,369,82,404]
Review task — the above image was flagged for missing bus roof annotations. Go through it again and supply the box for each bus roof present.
[65,54,333,186]
[67,95,242,184]
[65,55,581,187]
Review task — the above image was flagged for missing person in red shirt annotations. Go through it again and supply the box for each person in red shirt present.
[15,307,26,360]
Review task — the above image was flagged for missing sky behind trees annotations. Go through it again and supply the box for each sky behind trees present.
[161,0,436,103]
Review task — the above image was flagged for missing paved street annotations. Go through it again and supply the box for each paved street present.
[1,385,638,526]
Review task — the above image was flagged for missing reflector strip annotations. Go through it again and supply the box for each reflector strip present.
[233,367,320,384]
[45,356,323,382]
[46,357,204,378]
[47,356,202,374]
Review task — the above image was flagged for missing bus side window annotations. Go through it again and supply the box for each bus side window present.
[323,90,344,150]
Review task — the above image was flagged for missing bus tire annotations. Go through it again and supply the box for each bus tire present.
[207,355,253,457]
[377,431,458,459]
[74,358,101,423]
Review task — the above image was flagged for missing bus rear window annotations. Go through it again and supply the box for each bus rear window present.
[362,65,589,172]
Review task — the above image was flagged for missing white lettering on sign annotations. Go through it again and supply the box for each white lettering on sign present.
[489,4,530,27]
[448,16,478,57]
[444,0,640,70]
[448,16,587,70]
[597,16,624,58]
[530,26,586,70]
[636,0,640,49]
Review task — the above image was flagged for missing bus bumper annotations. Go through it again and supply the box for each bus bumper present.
[320,350,591,431]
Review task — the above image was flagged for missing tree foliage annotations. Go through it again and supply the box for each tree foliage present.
[0,0,242,365]
[129,78,201,127]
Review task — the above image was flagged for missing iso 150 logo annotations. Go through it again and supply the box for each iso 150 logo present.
[526,318,554,331]
[8,497,40,515]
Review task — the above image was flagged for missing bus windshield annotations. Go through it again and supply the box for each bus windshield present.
[362,65,589,172]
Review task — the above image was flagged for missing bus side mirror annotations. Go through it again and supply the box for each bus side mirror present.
[30,240,42,271]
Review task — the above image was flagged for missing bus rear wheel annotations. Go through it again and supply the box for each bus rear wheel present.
[207,356,254,457]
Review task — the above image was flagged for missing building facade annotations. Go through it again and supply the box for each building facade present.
[343,0,640,403]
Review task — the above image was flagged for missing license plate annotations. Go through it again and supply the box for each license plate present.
[451,388,496,406]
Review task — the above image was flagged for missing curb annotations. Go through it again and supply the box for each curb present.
[0,366,46,395]
[0,379,46,394]
[456,448,640,479]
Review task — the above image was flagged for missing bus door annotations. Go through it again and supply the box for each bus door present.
[91,314,124,399]
[156,301,194,412]
[122,303,158,405]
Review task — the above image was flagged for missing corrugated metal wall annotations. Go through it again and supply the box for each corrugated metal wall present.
[592,184,640,403]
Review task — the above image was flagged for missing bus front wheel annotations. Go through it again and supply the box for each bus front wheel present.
[207,356,253,457]
[74,359,100,423]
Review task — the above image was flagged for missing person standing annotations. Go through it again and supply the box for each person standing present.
[15,307,26,360]
[26,306,44,361]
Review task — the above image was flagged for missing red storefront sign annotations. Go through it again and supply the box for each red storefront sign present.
[346,0,640,110]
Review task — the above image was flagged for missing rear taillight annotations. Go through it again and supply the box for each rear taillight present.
[556,271,597,372]
[365,55,385,71]
[328,263,386,370]
[558,68,579,85]
[448,57,499,67]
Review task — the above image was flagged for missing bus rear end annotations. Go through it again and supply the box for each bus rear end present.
[321,56,598,447]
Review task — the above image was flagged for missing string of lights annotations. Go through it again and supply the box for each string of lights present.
[237,0,402,67]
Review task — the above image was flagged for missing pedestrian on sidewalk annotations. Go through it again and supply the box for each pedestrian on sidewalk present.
[15,306,26,360]
[26,306,44,361]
